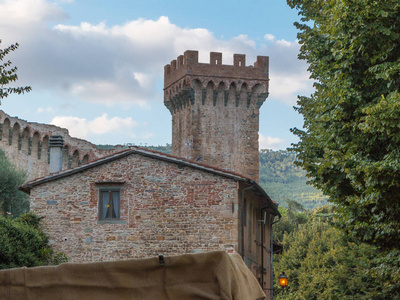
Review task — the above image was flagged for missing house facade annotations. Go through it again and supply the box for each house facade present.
[20,147,279,294]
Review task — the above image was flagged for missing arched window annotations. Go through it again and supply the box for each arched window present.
[205,81,215,106]
[2,118,11,144]
[12,123,21,148]
[82,154,89,165]
[31,132,40,158]
[21,127,30,155]
[71,150,80,168]
[41,135,49,162]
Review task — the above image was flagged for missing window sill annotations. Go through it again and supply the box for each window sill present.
[97,220,127,225]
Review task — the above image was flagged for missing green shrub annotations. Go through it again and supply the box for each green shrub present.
[0,213,67,269]
[0,148,29,217]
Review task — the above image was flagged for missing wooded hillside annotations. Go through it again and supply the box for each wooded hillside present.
[259,149,327,209]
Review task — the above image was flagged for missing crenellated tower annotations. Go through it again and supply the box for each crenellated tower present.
[164,50,269,182]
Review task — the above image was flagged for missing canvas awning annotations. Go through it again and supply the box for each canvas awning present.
[0,251,266,300]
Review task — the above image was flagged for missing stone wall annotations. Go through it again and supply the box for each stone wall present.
[0,110,122,180]
[164,51,269,182]
[29,152,240,263]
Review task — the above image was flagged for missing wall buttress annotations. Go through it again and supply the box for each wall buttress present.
[28,137,32,155]
[18,133,22,150]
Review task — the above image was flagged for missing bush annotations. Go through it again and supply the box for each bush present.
[0,148,29,217]
[0,213,67,269]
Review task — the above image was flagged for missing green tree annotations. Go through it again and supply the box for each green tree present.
[287,1,400,296]
[273,199,309,243]
[0,40,31,101]
[0,213,67,269]
[0,148,29,217]
[274,208,381,300]
[288,0,400,251]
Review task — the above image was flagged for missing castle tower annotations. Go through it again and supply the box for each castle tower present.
[164,50,269,182]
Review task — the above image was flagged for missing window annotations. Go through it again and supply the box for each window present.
[99,189,120,220]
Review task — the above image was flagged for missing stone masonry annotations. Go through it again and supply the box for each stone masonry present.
[18,50,279,298]
[0,110,122,181]
[21,147,277,296]
[164,50,269,182]
[27,151,241,262]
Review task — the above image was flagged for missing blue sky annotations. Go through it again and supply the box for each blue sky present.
[0,0,312,150]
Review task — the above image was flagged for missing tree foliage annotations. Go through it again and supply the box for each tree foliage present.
[0,213,68,269]
[0,148,29,217]
[273,199,309,243]
[0,40,31,101]
[274,206,400,299]
[288,0,400,251]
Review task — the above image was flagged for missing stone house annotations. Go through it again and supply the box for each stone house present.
[20,146,280,292]
[18,50,281,296]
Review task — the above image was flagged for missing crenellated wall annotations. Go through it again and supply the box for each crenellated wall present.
[164,51,269,182]
[0,110,122,181]
[2,50,269,183]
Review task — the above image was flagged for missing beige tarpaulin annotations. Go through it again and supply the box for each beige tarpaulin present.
[0,251,266,300]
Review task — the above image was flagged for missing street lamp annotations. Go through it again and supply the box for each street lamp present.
[278,271,288,289]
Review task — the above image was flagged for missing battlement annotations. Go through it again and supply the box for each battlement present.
[164,51,270,182]
[164,50,269,89]
[0,110,122,180]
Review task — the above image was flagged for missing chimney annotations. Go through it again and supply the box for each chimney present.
[49,135,64,173]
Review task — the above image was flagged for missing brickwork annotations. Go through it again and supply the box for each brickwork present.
[11,49,277,297]
[0,110,122,180]
[29,153,240,262]
[164,51,269,182]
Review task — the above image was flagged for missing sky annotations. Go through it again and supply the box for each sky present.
[0,0,313,150]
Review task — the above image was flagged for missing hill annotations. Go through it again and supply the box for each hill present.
[259,149,327,209]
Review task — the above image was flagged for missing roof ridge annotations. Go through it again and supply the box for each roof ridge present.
[19,145,279,215]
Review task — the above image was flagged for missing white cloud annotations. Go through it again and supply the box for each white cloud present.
[259,134,286,151]
[36,107,57,114]
[55,22,108,36]
[69,78,149,107]
[133,72,153,89]
[264,34,275,41]
[0,0,66,26]
[50,114,139,140]
[0,0,312,111]
[264,38,313,105]
[231,34,256,48]
[276,39,293,47]
[50,116,88,139]
[269,71,311,104]
[88,114,138,135]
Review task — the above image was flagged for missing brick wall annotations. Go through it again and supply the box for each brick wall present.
[164,51,269,182]
[29,153,240,263]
